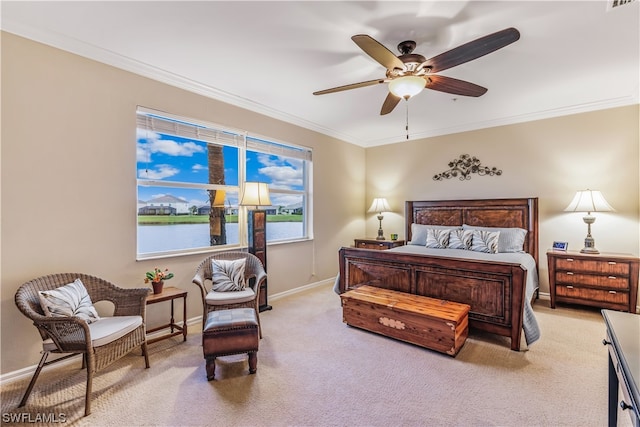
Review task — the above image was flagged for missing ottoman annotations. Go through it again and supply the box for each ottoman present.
[202,308,259,380]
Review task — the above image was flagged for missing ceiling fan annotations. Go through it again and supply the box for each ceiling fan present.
[313,27,520,115]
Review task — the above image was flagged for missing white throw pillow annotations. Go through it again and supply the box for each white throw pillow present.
[211,258,247,292]
[470,230,500,254]
[38,278,101,324]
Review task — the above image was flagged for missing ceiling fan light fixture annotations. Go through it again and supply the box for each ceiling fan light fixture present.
[388,76,426,100]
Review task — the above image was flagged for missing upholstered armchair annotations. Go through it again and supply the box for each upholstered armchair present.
[14,273,150,416]
[192,251,266,337]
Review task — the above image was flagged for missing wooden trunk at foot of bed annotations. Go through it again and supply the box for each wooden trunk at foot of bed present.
[339,247,526,351]
[341,285,470,356]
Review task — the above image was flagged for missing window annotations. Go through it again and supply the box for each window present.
[136,107,312,259]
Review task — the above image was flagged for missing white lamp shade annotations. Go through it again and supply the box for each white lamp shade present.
[564,190,614,213]
[239,182,271,207]
[388,76,426,99]
[368,198,391,214]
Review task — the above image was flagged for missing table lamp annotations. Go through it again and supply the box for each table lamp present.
[368,198,391,241]
[564,189,614,254]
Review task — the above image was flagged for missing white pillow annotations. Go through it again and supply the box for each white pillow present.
[462,225,527,253]
[409,223,461,246]
[448,229,473,250]
[38,278,101,324]
[425,228,450,249]
[211,258,247,292]
[470,230,500,254]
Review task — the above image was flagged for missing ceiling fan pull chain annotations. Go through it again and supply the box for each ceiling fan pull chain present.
[405,101,409,140]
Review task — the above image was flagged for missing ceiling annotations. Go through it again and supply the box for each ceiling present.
[2,1,639,148]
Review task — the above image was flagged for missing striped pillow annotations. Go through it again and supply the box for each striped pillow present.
[426,228,450,249]
[38,279,101,324]
[448,229,474,250]
[462,225,528,253]
[211,258,247,291]
[470,230,500,254]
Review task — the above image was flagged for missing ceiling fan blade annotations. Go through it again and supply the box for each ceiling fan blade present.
[352,34,405,71]
[425,75,487,97]
[420,27,520,74]
[380,92,401,115]
[313,78,386,95]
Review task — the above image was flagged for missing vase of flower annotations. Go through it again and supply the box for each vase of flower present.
[145,267,174,294]
[151,280,164,294]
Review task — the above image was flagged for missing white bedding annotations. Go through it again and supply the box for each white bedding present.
[334,246,541,346]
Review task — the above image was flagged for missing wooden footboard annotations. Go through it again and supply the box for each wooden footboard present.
[338,247,527,351]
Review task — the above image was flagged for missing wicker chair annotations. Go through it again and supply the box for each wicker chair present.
[192,251,266,337]
[14,273,150,416]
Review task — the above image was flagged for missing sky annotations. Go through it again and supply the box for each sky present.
[136,129,304,209]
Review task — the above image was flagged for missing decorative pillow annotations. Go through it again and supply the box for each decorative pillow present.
[470,230,500,254]
[38,279,101,324]
[409,223,462,246]
[448,229,474,250]
[462,225,528,253]
[425,228,450,249]
[211,258,247,292]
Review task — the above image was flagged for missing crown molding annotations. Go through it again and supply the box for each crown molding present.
[2,23,637,149]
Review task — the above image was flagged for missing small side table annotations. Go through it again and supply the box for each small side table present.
[145,286,188,344]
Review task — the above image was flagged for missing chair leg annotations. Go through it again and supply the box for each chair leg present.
[18,351,49,408]
[141,342,150,368]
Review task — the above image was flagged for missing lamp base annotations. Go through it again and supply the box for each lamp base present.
[580,235,599,254]
[376,214,385,240]
[580,248,600,254]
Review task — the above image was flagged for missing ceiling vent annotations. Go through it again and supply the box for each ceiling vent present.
[606,0,636,11]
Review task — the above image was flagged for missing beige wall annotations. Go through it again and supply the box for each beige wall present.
[2,31,639,376]
[365,105,640,299]
[0,33,365,374]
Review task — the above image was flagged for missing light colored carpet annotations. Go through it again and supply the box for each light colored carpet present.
[0,284,633,427]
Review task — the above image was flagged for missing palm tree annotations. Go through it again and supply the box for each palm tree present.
[208,145,226,246]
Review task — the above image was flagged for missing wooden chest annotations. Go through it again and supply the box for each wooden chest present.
[340,285,470,356]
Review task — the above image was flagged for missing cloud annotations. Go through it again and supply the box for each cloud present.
[137,132,205,162]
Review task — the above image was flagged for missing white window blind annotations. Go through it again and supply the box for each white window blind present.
[137,108,242,148]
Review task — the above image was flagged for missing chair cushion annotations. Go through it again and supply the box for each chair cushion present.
[38,278,100,324]
[42,315,143,351]
[205,288,255,305]
[211,258,246,292]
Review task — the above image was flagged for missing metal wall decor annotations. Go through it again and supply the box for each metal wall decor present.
[433,154,502,181]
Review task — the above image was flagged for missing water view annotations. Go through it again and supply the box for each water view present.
[138,222,303,254]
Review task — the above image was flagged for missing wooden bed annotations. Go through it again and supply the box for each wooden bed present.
[338,197,539,351]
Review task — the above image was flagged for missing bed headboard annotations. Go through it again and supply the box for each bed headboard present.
[405,198,539,266]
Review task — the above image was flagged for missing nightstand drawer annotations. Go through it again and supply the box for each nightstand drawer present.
[556,258,630,276]
[555,271,630,290]
[556,285,629,306]
[357,241,389,250]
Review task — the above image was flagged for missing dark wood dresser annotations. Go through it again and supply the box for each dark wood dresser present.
[602,309,639,427]
[547,250,639,313]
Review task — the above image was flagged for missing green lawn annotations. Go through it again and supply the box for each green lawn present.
[138,214,302,225]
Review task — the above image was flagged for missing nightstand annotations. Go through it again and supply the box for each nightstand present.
[547,250,639,313]
[354,238,405,250]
